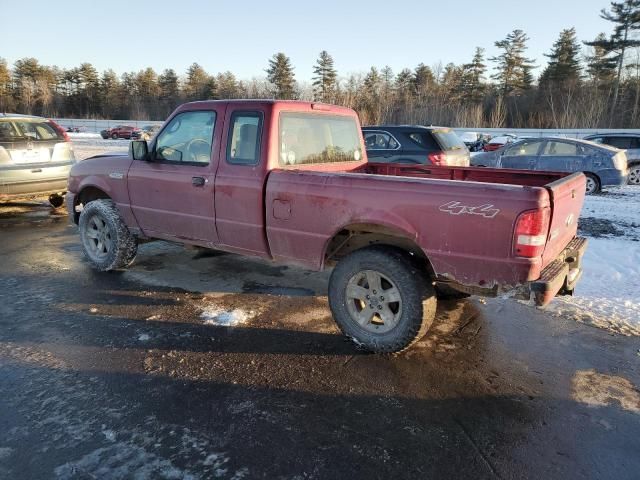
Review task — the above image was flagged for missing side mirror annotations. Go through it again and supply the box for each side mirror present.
[130,140,149,161]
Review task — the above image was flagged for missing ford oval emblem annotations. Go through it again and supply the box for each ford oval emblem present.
[566,213,574,227]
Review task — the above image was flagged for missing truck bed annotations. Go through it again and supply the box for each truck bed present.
[265,162,586,294]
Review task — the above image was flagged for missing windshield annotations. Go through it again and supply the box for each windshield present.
[432,129,466,151]
[0,119,64,142]
[279,113,362,165]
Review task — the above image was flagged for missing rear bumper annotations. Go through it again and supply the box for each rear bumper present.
[598,168,628,188]
[0,178,68,199]
[529,236,588,306]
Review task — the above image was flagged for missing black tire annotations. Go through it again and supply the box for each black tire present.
[78,199,137,271]
[48,194,64,208]
[111,132,118,140]
[435,284,471,300]
[329,246,437,353]
[585,173,601,194]
[628,163,640,186]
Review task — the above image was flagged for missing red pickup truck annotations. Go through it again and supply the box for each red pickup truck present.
[66,100,587,353]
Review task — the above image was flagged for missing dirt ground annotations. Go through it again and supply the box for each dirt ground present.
[0,199,639,480]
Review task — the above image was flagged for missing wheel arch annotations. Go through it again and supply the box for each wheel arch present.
[72,185,111,224]
[322,222,436,280]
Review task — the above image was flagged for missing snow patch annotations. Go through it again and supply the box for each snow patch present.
[138,333,151,342]
[200,306,254,327]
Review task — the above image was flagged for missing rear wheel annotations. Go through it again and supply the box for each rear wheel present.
[628,164,640,186]
[585,173,600,194]
[329,246,437,353]
[79,199,137,271]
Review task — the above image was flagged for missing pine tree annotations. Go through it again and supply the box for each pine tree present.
[585,0,640,107]
[490,29,536,96]
[184,63,210,101]
[266,52,296,99]
[312,50,337,103]
[412,63,435,97]
[216,71,239,99]
[461,47,487,103]
[585,33,618,85]
[541,28,582,85]
[0,58,15,112]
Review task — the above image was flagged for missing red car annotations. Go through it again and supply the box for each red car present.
[100,125,140,140]
[67,100,587,353]
[483,134,518,151]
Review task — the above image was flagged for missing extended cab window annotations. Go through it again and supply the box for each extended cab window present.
[227,112,262,165]
[279,113,362,165]
[154,111,215,164]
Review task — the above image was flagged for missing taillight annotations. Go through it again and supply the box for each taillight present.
[513,207,550,258]
[428,151,447,166]
[48,120,70,142]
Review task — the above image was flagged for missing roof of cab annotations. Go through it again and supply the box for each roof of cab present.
[179,99,357,115]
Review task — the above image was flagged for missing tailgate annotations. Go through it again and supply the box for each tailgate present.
[541,172,586,267]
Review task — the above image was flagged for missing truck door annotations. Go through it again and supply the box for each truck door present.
[213,108,271,257]
[127,107,224,243]
[498,139,544,170]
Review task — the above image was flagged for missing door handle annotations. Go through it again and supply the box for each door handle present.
[192,176,205,187]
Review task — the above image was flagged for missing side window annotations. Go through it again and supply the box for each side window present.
[542,141,578,156]
[505,141,542,156]
[631,137,640,149]
[364,131,398,150]
[607,137,632,149]
[154,111,216,164]
[227,112,263,165]
[588,136,603,144]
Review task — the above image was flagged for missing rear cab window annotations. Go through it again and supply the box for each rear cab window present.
[279,113,363,166]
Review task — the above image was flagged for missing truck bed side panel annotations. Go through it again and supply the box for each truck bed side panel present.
[265,170,550,287]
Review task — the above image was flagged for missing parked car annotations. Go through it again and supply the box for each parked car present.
[582,133,640,185]
[457,131,488,152]
[471,137,628,194]
[362,125,470,166]
[132,125,161,141]
[67,100,588,353]
[0,113,75,207]
[100,125,140,140]
[483,134,518,151]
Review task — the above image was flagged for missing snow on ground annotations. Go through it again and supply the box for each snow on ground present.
[200,306,255,327]
[549,186,640,335]
[71,136,128,160]
[67,132,101,139]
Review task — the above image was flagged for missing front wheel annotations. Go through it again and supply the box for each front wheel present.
[628,164,640,186]
[111,132,118,140]
[79,199,138,271]
[329,246,437,353]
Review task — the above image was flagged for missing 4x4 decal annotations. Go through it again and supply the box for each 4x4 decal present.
[439,201,500,218]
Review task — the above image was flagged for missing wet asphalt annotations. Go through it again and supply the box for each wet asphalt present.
[0,200,639,480]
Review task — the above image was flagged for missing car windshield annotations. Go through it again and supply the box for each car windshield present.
[0,119,64,142]
[431,129,466,151]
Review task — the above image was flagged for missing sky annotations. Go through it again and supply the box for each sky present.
[1,0,615,82]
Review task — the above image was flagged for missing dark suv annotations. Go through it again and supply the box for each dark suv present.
[583,133,640,185]
[362,125,470,166]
